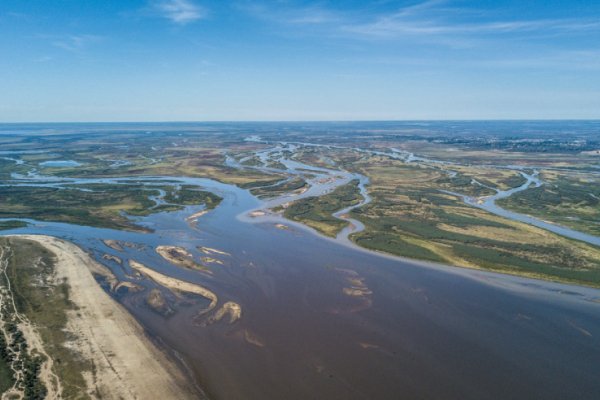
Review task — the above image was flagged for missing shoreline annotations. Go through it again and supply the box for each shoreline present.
[9,235,199,399]
[246,213,600,297]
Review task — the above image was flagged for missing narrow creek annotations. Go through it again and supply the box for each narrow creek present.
[0,140,599,400]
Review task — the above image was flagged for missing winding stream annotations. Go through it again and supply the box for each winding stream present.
[0,139,599,399]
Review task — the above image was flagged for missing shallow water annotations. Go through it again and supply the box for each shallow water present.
[39,160,82,167]
[1,143,600,399]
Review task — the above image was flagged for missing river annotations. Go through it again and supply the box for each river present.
[0,140,599,399]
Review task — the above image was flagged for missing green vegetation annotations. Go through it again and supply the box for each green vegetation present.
[435,172,496,197]
[345,160,600,287]
[2,126,600,287]
[499,173,527,189]
[164,185,222,209]
[0,183,222,231]
[498,172,600,236]
[287,145,600,287]
[240,156,263,167]
[284,179,362,237]
[0,238,92,399]
[251,177,307,198]
[266,161,287,170]
[0,220,28,231]
[0,342,14,394]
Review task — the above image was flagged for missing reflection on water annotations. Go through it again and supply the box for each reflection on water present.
[1,141,600,400]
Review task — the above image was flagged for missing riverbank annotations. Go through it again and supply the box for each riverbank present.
[3,235,197,399]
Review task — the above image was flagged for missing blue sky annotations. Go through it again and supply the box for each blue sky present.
[1,0,599,121]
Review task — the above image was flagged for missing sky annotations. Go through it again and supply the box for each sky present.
[1,0,599,122]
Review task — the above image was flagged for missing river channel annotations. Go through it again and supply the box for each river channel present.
[1,140,600,400]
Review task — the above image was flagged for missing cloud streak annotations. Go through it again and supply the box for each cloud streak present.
[153,0,206,25]
[236,2,342,26]
[345,15,600,39]
[241,0,600,45]
[48,34,103,52]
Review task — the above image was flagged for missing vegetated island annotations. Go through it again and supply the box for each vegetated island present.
[0,235,198,399]
[283,179,363,237]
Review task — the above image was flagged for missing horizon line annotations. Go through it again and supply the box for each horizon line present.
[1,118,600,125]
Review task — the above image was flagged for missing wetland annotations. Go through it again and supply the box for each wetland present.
[1,121,600,399]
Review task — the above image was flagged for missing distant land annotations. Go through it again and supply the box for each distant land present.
[1,121,599,399]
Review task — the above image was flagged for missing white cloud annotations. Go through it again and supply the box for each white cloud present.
[345,17,600,38]
[236,2,341,26]
[49,34,103,52]
[153,0,206,25]
[239,0,600,47]
[342,1,600,39]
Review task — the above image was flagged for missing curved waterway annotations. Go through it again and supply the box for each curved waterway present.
[455,171,600,247]
[1,144,600,399]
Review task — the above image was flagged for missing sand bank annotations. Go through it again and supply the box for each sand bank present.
[13,235,197,399]
[129,259,218,311]
[156,245,208,271]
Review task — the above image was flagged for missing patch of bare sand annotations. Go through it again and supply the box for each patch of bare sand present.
[129,259,217,312]
[14,235,197,400]
[185,209,208,223]
[156,245,209,272]
[197,246,230,256]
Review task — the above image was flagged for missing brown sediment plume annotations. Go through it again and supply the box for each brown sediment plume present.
[358,342,380,350]
[337,269,372,298]
[244,330,265,347]
[146,288,175,317]
[335,268,373,312]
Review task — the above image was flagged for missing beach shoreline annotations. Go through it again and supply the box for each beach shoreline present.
[8,235,199,399]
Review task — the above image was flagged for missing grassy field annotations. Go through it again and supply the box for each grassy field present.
[0,220,28,231]
[352,160,600,286]
[498,170,600,236]
[290,145,600,287]
[251,177,307,198]
[284,179,362,237]
[0,183,222,231]
[3,126,600,287]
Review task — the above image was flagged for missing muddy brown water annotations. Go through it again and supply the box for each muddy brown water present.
[2,175,599,400]
[1,138,600,399]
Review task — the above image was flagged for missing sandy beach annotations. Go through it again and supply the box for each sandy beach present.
[11,235,198,400]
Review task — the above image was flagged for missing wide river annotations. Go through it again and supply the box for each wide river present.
[1,141,600,400]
